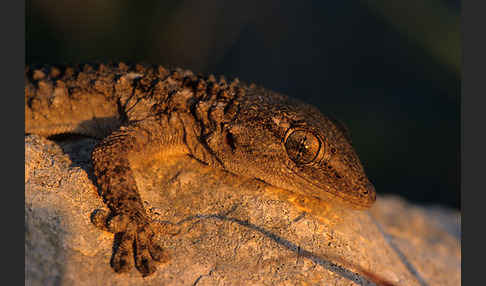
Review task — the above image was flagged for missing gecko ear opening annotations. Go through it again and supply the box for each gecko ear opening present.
[224,130,236,151]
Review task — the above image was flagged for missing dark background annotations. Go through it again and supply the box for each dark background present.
[26,0,460,209]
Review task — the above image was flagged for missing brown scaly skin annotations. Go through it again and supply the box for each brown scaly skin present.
[25,62,376,276]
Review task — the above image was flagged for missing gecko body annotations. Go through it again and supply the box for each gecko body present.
[25,63,376,276]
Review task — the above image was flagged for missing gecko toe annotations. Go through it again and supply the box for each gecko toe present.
[92,209,169,275]
[111,224,136,273]
[145,226,170,262]
[149,240,169,262]
[135,227,158,276]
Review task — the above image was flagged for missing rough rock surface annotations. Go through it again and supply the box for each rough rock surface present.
[25,135,460,286]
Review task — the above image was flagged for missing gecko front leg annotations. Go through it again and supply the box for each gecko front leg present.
[90,118,188,276]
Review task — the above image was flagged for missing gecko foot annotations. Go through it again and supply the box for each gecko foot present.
[91,209,170,276]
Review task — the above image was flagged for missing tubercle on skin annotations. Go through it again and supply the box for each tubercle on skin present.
[25,63,376,277]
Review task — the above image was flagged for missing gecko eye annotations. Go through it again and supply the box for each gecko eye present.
[284,130,321,164]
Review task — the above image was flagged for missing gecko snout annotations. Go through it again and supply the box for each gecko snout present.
[359,181,376,202]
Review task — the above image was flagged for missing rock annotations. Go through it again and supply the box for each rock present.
[25,135,460,286]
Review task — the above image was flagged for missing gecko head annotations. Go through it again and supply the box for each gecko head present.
[207,92,376,209]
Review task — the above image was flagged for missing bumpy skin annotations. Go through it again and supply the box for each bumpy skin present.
[25,63,376,276]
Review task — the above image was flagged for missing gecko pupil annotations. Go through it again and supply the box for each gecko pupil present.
[285,130,321,164]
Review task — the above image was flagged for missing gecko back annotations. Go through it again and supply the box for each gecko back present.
[25,64,129,138]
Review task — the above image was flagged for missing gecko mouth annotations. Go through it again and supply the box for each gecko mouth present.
[291,170,376,210]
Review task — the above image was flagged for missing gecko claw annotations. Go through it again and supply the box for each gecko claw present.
[91,209,169,276]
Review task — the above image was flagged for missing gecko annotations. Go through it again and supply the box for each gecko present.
[25,62,376,277]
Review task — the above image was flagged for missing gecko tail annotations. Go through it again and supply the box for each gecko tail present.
[25,65,123,139]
